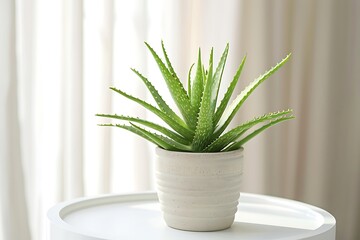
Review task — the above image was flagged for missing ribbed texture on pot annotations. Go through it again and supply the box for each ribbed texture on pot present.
[155,147,244,231]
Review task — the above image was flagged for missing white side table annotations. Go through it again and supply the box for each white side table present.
[47,192,336,240]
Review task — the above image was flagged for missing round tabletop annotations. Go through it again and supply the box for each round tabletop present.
[48,192,336,240]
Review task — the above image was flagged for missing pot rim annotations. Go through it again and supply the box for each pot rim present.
[155,146,244,158]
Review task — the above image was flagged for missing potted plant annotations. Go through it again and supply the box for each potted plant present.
[97,41,293,231]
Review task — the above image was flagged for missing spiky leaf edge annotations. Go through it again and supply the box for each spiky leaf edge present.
[215,53,292,138]
[192,49,215,151]
[190,49,204,114]
[224,115,295,151]
[210,43,229,114]
[131,68,186,127]
[109,87,194,139]
[213,54,246,125]
[145,42,197,129]
[96,114,190,145]
[98,123,173,150]
[130,123,192,151]
[204,109,293,152]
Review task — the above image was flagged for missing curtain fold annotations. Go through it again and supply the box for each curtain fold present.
[1,0,359,240]
[0,0,31,239]
[61,0,84,199]
[83,0,114,196]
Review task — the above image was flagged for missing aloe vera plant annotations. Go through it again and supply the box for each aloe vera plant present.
[97,42,294,152]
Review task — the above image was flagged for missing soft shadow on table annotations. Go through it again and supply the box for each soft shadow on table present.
[160,222,310,240]
[222,222,309,238]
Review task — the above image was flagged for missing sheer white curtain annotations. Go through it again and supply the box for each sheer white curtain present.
[1,0,359,240]
[2,0,156,239]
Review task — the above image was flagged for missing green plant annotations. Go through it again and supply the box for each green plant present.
[97,42,294,152]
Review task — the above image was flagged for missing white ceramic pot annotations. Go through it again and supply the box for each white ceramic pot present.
[155,147,244,232]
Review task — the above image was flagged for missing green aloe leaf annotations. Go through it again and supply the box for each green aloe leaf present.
[190,49,204,113]
[98,123,172,149]
[215,53,291,137]
[110,87,194,139]
[187,63,194,99]
[224,115,295,151]
[192,44,229,151]
[205,109,293,152]
[210,43,229,114]
[96,114,190,145]
[161,40,178,81]
[131,68,186,127]
[214,55,246,125]
[192,49,215,151]
[130,123,192,151]
[145,42,197,129]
